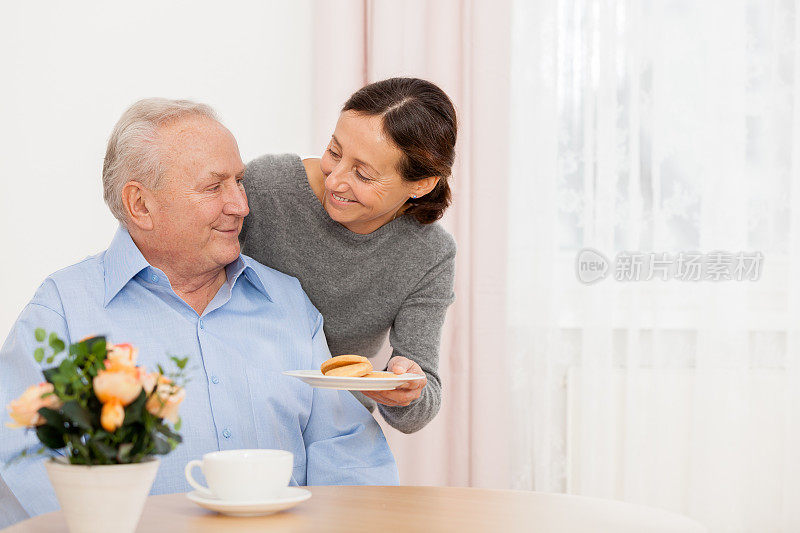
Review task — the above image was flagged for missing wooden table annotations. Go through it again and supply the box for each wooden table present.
[3,486,706,533]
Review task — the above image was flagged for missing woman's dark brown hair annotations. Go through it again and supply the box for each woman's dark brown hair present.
[342,77,457,224]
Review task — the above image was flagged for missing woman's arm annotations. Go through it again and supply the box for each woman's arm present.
[367,243,456,434]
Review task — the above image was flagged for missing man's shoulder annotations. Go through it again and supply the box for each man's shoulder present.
[26,252,105,313]
[44,252,106,286]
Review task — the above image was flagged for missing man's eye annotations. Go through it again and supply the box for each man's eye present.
[236,178,245,186]
[327,148,341,159]
[209,184,221,191]
[355,170,370,182]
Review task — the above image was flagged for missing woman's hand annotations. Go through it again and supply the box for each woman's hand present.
[359,356,427,407]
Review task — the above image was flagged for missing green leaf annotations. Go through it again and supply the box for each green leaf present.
[155,422,181,442]
[67,434,91,462]
[56,359,78,390]
[69,340,89,360]
[87,439,116,464]
[129,429,147,457]
[37,407,66,428]
[151,435,171,455]
[59,358,77,374]
[34,348,45,363]
[61,401,93,431]
[90,338,107,359]
[36,425,66,449]
[48,333,66,355]
[78,336,105,351]
[44,367,69,387]
[46,355,55,364]
[51,340,65,355]
[34,328,46,342]
[42,368,58,385]
[174,417,182,431]
[123,391,147,426]
[170,356,188,370]
[117,443,134,463]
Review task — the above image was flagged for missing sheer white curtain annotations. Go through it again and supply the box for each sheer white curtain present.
[509,1,800,532]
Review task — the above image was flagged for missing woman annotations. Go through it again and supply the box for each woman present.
[241,78,456,434]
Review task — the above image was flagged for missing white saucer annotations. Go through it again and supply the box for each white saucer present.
[283,370,425,390]
[186,487,311,517]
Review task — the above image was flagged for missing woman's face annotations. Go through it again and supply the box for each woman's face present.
[319,111,418,234]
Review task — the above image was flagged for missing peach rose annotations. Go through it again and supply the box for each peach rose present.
[105,343,138,370]
[141,372,159,395]
[144,374,185,424]
[100,400,125,432]
[6,383,62,428]
[93,367,142,406]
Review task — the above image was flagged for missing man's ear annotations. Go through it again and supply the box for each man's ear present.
[413,176,441,198]
[121,181,154,231]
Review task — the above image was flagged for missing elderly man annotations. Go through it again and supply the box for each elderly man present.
[0,98,398,526]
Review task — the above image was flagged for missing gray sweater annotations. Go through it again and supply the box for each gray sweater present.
[240,154,456,434]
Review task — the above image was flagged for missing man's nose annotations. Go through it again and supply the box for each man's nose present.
[223,181,249,217]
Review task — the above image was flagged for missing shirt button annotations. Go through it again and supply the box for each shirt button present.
[211,376,219,384]
[151,275,158,283]
[199,319,204,330]
[222,429,231,439]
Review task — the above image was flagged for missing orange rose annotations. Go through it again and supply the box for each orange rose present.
[144,374,185,424]
[6,383,63,428]
[105,343,138,370]
[93,367,142,406]
[100,399,125,432]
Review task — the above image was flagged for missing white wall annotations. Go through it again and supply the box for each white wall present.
[0,1,315,339]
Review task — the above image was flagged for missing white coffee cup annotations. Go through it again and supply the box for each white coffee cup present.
[185,449,293,501]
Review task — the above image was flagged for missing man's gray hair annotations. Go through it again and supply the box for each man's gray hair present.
[102,98,219,223]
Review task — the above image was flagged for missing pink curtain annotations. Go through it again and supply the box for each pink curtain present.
[312,0,513,488]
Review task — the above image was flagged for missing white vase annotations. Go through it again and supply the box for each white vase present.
[44,456,160,533]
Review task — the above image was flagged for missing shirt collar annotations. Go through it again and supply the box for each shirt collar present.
[103,226,151,307]
[230,255,273,302]
[103,226,273,306]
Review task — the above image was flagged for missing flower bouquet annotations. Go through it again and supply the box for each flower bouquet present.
[5,331,188,533]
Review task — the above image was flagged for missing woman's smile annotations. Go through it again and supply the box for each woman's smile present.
[329,190,359,205]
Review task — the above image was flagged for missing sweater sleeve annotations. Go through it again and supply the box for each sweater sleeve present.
[240,153,300,260]
[378,240,456,434]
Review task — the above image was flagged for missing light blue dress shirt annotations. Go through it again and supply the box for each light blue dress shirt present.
[0,227,398,524]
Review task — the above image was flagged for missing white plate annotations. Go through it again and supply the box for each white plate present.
[186,487,311,517]
[283,370,425,391]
